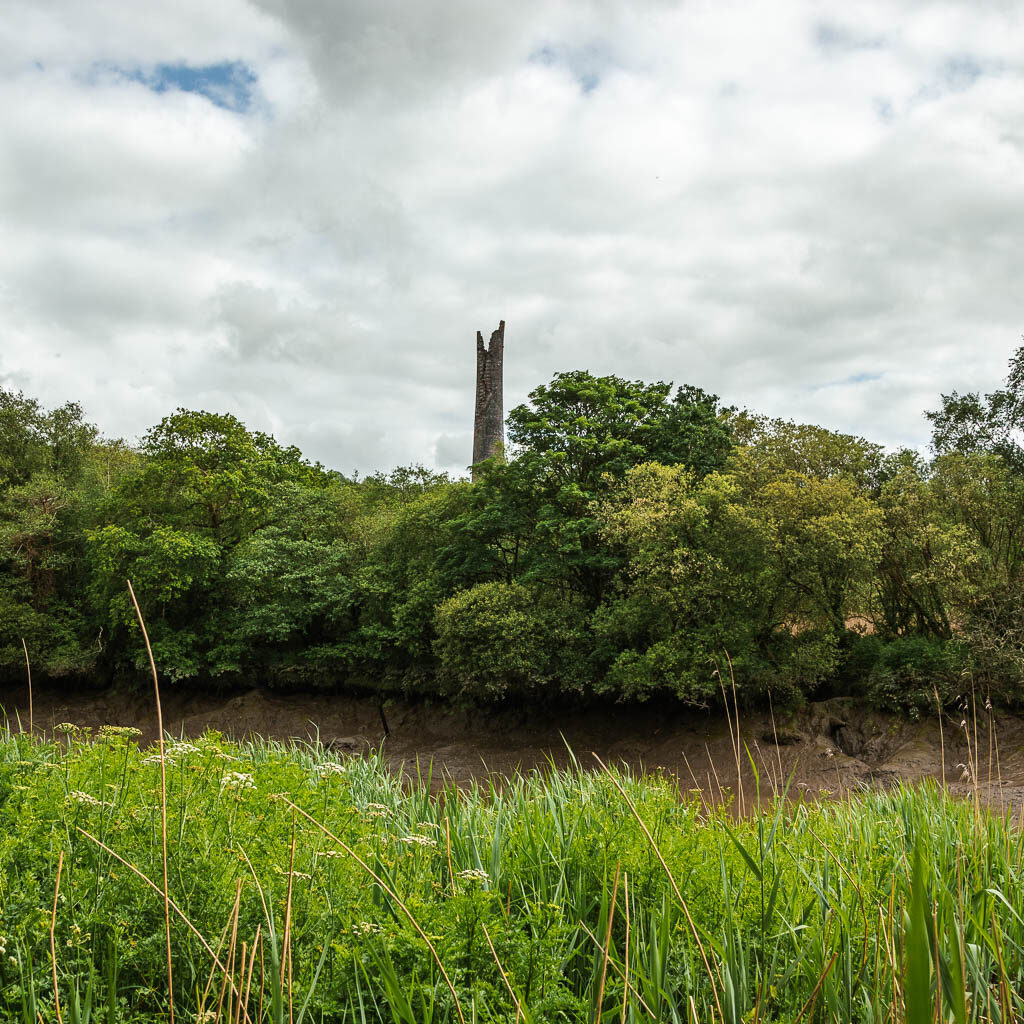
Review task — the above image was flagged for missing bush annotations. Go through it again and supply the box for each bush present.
[865,635,963,714]
[433,581,587,701]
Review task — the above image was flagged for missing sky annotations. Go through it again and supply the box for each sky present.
[2,0,1022,476]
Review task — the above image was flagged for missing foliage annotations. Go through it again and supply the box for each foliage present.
[863,635,966,713]
[8,349,1024,705]
[927,342,1024,471]
[433,581,586,700]
[1,729,1023,1022]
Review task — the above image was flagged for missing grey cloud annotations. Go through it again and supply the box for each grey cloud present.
[2,0,1023,475]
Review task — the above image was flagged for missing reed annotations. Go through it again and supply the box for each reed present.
[2,719,1023,1022]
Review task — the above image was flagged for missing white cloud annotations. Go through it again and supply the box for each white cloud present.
[1,0,1022,474]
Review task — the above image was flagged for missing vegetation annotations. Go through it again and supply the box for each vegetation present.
[0,727,1020,1022]
[6,349,1024,708]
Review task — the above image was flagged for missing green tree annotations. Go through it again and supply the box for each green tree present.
[0,391,101,676]
[433,581,586,700]
[925,452,1024,695]
[507,371,732,488]
[873,456,959,639]
[727,414,885,493]
[730,446,885,635]
[594,463,766,702]
[492,371,733,607]
[927,342,1024,472]
[0,389,98,489]
[222,480,359,685]
[87,410,324,681]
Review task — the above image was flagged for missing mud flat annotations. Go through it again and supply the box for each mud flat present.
[3,681,1021,807]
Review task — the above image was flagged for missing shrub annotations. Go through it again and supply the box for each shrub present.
[433,581,586,701]
[866,635,963,714]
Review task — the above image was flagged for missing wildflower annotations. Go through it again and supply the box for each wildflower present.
[141,754,176,767]
[220,771,256,793]
[397,834,437,849]
[275,866,311,879]
[98,725,143,739]
[350,922,381,935]
[317,850,346,859]
[67,791,105,808]
[170,742,201,755]
[457,868,489,883]
[315,762,347,777]
[54,723,80,736]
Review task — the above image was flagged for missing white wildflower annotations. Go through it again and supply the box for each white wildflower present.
[397,834,437,849]
[141,754,176,767]
[220,772,255,793]
[350,922,381,935]
[67,791,106,808]
[98,725,142,739]
[457,868,489,883]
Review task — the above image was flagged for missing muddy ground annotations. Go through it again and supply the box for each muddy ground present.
[2,681,1022,809]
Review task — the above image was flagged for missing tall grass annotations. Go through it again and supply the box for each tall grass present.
[0,722,1022,1022]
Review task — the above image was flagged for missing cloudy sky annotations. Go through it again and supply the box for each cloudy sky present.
[2,1,1022,475]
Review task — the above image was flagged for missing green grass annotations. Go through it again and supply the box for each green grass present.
[0,723,1022,1023]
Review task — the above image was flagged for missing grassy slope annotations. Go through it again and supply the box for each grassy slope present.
[0,727,1021,1023]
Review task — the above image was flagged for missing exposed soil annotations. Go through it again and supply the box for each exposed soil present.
[3,681,1023,809]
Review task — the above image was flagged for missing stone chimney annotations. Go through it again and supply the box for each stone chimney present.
[472,321,504,479]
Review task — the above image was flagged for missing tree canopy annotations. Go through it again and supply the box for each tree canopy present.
[6,349,1024,713]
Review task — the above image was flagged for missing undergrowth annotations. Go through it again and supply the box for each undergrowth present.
[0,723,1021,1022]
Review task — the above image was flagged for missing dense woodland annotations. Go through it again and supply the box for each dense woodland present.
[4,348,1024,712]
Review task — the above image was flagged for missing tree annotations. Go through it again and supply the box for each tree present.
[0,389,98,489]
[506,371,732,489]
[433,581,586,700]
[873,456,958,639]
[490,371,733,607]
[730,446,885,636]
[86,410,324,681]
[727,414,885,494]
[594,463,765,702]
[128,409,317,544]
[927,342,1024,472]
[925,452,1024,696]
[0,391,100,676]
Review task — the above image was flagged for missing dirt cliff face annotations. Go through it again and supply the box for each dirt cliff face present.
[3,682,1022,810]
[472,321,504,477]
